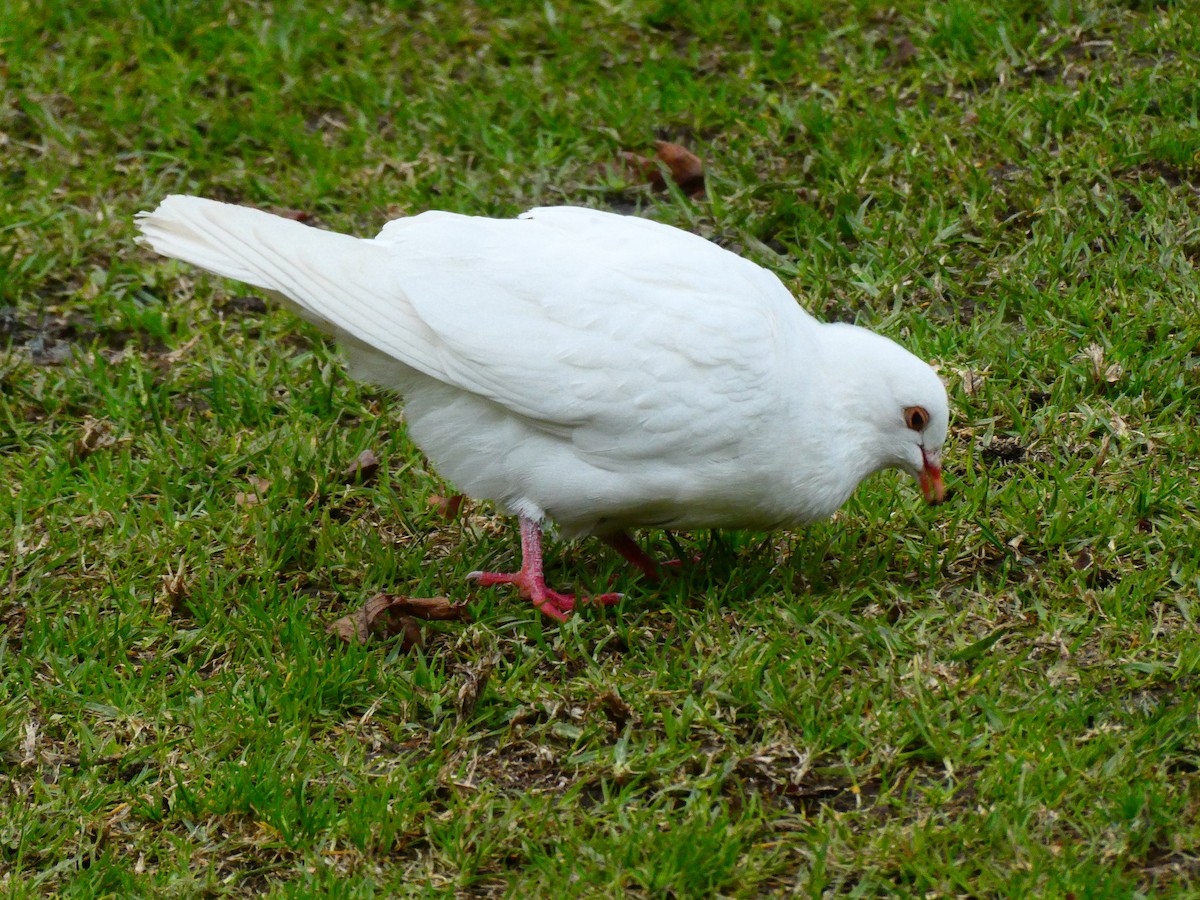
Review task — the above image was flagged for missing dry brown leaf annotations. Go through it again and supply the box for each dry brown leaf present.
[274,208,313,222]
[456,655,498,719]
[326,593,472,648]
[74,417,118,460]
[616,151,658,185]
[653,140,705,196]
[596,691,633,727]
[888,34,919,67]
[220,295,268,315]
[159,558,190,617]
[618,140,706,197]
[427,493,465,518]
[341,449,381,485]
[953,366,987,397]
[392,595,473,620]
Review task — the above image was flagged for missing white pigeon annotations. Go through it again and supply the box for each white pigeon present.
[136,196,948,621]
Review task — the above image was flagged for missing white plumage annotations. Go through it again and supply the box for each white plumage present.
[137,196,948,620]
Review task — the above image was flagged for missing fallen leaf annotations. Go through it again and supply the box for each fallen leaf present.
[326,593,472,648]
[274,208,312,222]
[427,493,465,518]
[341,449,381,485]
[74,417,118,460]
[220,295,268,315]
[234,476,271,507]
[456,655,498,719]
[1082,342,1122,384]
[159,558,190,617]
[617,150,655,181]
[1092,434,1111,474]
[596,691,633,727]
[980,438,1026,465]
[162,334,202,364]
[21,719,38,766]
[653,140,705,196]
[618,140,706,197]
[888,34,919,67]
[953,366,987,397]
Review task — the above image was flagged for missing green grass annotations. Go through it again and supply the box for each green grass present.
[3,0,1200,895]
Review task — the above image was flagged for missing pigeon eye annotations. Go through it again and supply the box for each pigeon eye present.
[904,406,929,432]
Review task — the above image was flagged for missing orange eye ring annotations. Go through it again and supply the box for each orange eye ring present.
[904,406,929,432]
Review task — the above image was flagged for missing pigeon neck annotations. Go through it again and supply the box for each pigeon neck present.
[785,323,895,518]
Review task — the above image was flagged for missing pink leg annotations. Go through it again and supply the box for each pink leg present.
[602,531,694,582]
[602,531,666,581]
[467,516,622,621]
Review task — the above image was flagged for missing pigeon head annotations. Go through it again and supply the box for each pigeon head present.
[820,323,949,506]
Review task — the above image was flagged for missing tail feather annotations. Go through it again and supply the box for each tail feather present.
[136,195,441,383]
[136,196,347,293]
[135,196,370,327]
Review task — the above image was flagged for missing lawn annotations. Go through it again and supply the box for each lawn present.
[2,0,1199,895]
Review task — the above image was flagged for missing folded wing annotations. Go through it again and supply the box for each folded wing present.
[138,198,812,463]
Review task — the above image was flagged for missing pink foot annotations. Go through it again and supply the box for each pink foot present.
[468,517,622,622]
[603,531,693,581]
[467,568,621,621]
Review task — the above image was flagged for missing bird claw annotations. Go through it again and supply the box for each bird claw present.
[466,569,621,621]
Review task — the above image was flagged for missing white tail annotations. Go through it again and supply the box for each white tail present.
[136,196,360,293]
[136,195,448,381]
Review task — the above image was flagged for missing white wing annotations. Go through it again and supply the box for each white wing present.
[138,198,815,463]
[369,206,815,461]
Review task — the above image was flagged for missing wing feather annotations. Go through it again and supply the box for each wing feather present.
[141,199,814,463]
[371,207,812,460]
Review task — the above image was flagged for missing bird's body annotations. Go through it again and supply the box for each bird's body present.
[137,197,948,619]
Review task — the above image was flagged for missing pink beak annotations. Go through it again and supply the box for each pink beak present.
[918,448,946,505]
